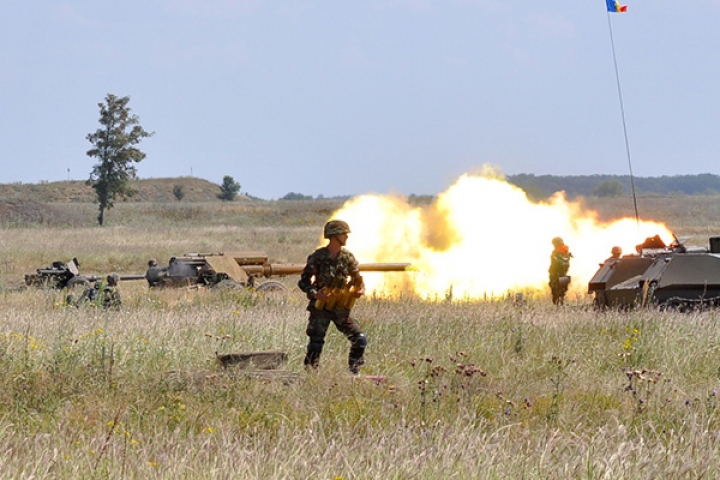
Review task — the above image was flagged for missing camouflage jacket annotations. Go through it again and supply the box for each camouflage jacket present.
[548,249,571,280]
[102,286,122,309]
[298,246,364,300]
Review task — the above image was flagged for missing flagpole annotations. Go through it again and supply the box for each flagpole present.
[606,12,640,226]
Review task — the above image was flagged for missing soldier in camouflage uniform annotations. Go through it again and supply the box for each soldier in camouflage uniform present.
[65,280,100,308]
[65,276,121,309]
[548,236,573,305]
[80,280,100,304]
[102,274,122,310]
[298,220,367,374]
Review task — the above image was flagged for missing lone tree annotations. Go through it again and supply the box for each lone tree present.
[217,175,241,201]
[173,185,185,201]
[86,94,153,225]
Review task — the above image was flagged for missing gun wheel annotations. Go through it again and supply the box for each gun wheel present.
[255,280,287,293]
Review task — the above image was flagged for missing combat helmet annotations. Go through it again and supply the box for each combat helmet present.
[324,220,351,239]
[552,236,564,248]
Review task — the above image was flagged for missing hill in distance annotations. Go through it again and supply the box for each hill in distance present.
[0,177,233,203]
[2,173,720,205]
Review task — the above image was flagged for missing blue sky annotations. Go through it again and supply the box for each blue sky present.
[1,1,718,199]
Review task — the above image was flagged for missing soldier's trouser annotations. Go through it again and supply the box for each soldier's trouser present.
[549,278,568,305]
[304,307,367,372]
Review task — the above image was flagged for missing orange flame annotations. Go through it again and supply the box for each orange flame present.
[329,171,673,301]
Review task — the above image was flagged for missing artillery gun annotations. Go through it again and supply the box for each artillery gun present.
[145,251,410,291]
[588,234,720,311]
[24,258,145,290]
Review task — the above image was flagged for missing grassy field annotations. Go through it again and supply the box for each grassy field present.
[1,196,720,478]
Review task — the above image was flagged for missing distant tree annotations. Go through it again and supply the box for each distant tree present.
[593,179,624,198]
[280,192,313,201]
[173,185,185,201]
[217,175,241,201]
[86,94,153,225]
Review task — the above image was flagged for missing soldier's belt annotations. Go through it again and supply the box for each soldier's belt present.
[314,286,357,311]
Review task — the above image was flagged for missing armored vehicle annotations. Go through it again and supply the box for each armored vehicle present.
[588,234,720,310]
[145,251,410,291]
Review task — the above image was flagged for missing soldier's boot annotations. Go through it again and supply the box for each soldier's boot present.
[348,333,367,375]
[349,357,365,375]
[304,342,323,371]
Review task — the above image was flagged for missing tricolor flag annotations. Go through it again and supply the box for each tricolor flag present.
[606,0,628,12]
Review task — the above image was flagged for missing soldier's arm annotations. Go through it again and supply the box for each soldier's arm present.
[298,255,319,300]
[347,252,365,296]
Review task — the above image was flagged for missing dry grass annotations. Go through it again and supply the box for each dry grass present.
[1,196,720,478]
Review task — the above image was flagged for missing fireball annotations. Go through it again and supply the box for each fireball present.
[328,169,672,301]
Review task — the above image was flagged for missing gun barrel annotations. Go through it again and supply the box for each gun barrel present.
[241,264,305,277]
[85,274,148,282]
[358,263,411,272]
[241,262,411,278]
[118,274,148,281]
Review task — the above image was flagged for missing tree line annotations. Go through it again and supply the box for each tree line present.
[507,173,720,201]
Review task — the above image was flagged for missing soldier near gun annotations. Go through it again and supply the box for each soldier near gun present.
[548,236,573,305]
[65,280,100,308]
[65,274,121,309]
[102,273,122,309]
[298,220,367,375]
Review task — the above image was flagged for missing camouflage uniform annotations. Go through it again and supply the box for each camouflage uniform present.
[102,274,122,310]
[548,237,572,305]
[80,281,101,303]
[65,281,99,308]
[65,277,121,309]
[298,245,367,373]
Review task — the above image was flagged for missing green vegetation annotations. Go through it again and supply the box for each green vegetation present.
[3,294,720,478]
[1,193,720,478]
[86,94,154,226]
[217,175,241,202]
[281,192,314,201]
[592,179,625,197]
[4,173,720,205]
[172,185,184,201]
[509,173,720,199]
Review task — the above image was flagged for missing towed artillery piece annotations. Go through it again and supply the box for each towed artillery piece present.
[24,258,145,290]
[145,251,410,291]
[588,234,720,311]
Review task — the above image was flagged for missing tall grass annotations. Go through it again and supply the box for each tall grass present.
[1,197,720,478]
[2,292,720,478]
